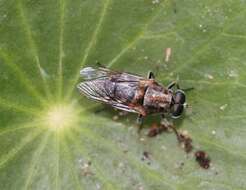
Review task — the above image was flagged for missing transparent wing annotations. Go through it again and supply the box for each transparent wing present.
[111,103,137,113]
[78,67,147,113]
[77,79,138,113]
[79,67,144,82]
[80,67,110,80]
[77,79,110,103]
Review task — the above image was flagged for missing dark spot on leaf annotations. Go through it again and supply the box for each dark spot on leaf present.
[195,150,211,169]
[143,151,150,160]
[179,132,193,153]
[141,151,152,165]
[147,123,169,137]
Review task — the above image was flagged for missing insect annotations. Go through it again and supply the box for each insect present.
[77,67,187,126]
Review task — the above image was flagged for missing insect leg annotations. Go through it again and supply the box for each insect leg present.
[168,81,194,92]
[147,71,155,79]
[168,124,182,143]
[160,114,181,142]
[160,113,165,120]
[96,61,106,68]
[136,114,144,133]
[167,81,180,89]
[137,114,143,125]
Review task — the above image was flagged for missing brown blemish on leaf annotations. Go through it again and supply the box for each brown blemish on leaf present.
[195,150,211,169]
[147,123,170,137]
[179,130,193,153]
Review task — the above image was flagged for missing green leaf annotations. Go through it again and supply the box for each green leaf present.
[0,0,246,189]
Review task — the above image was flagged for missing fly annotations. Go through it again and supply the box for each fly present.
[77,67,188,126]
[77,69,211,168]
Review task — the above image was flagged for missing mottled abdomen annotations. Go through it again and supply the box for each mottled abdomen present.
[104,79,140,103]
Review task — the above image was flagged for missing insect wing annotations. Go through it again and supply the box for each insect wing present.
[78,67,145,113]
[80,67,109,80]
[77,79,138,113]
[77,79,110,103]
[80,67,144,81]
[111,103,137,113]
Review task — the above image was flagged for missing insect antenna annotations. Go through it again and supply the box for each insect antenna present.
[181,87,194,92]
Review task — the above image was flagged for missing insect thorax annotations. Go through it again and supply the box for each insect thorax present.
[143,85,172,113]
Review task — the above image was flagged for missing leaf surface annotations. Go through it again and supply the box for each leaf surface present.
[0,0,246,189]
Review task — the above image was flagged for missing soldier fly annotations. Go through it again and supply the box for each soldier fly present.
[77,67,187,127]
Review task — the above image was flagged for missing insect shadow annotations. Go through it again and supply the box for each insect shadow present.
[85,100,187,132]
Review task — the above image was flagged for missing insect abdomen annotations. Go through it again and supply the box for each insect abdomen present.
[105,80,139,103]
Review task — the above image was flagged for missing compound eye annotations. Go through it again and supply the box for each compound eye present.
[172,104,184,118]
[175,90,186,104]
